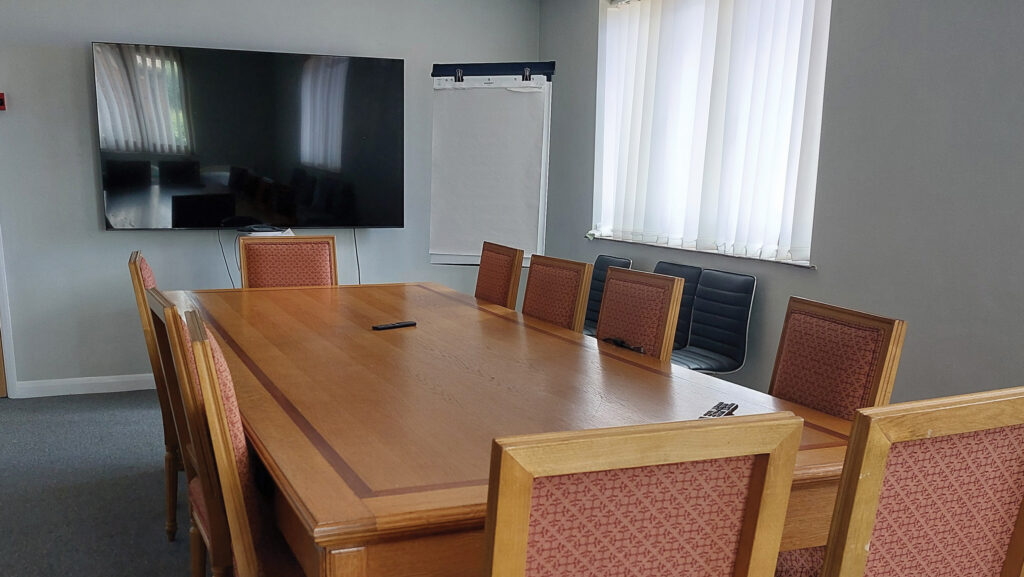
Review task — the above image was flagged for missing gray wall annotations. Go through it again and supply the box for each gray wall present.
[0,0,539,387]
[540,0,1024,401]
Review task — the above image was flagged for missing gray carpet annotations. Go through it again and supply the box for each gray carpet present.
[0,390,190,576]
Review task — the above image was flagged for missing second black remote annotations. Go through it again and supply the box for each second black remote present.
[372,321,417,331]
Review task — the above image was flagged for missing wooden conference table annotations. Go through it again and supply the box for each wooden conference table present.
[167,283,850,577]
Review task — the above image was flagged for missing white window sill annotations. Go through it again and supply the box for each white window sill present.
[588,236,817,270]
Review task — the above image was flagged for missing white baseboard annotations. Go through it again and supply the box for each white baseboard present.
[11,373,155,399]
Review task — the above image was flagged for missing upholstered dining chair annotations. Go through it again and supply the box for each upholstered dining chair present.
[769,297,907,421]
[238,235,337,288]
[772,297,906,577]
[146,289,233,577]
[485,413,804,577]
[128,251,182,541]
[670,269,756,373]
[652,260,703,349]
[184,311,303,577]
[816,387,1024,577]
[595,267,685,361]
[521,254,593,332]
[583,254,632,335]
[475,241,525,309]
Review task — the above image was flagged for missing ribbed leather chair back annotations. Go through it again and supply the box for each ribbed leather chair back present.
[688,269,756,369]
[584,255,632,332]
[653,261,702,349]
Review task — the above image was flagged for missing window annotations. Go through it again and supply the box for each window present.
[593,0,832,264]
[300,56,349,173]
[93,43,192,154]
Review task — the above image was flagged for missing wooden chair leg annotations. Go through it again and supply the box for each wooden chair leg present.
[165,448,179,541]
[189,519,206,577]
[212,566,231,577]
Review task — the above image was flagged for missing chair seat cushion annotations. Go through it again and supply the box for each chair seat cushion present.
[775,547,824,577]
[671,346,741,373]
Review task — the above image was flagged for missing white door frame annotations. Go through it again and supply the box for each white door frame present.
[0,224,17,397]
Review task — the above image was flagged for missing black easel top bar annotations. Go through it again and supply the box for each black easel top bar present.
[431,61,556,82]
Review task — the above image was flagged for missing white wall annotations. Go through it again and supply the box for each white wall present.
[540,0,1024,402]
[0,0,540,394]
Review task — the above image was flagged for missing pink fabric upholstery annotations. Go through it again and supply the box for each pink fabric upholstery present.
[475,248,515,306]
[522,262,584,329]
[138,255,158,289]
[524,455,756,576]
[206,331,268,560]
[596,276,673,358]
[243,240,334,288]
[772,311,885,420]
[863,424,1024,576]
[176,314,203,404]
[775,547,825,577]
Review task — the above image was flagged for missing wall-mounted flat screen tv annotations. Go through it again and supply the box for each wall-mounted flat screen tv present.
[92,42,404,229]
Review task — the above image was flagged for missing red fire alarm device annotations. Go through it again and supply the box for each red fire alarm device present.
[0,93,6,110]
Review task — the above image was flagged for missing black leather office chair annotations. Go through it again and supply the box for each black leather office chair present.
[652,261,703,349]
[671,269,755,373]
[583,254,632,336]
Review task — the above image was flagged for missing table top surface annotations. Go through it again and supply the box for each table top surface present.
[168,283,850,548]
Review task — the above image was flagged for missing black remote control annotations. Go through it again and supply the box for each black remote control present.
[699,402,739,419]
[372,321,417,331]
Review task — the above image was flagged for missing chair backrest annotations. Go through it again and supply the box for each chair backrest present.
[584,254,632,331]
[687,269,756,371]
[521,255,593,332]
[653,261,703,349]
[184,311,264,577]
[822,387,1024,577]
[769,297,907,421]
[146,289,232,568]
[485,413,804,577]
[128,252,177,453]
[475,242,525,309]
[595,267,685,361]
[238,235,337,289]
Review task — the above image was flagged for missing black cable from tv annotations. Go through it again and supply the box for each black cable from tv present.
[217,229,235,288]
[352,229,362,285]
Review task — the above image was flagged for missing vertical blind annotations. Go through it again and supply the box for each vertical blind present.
[300,56,349,173]
[593,0,832,264]
[93,43,191,155]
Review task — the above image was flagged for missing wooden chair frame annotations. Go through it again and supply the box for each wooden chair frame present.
[521,254,593,332]
[129,251,181,540]
[147,290,233,577]
[595,267,685,362]
[484,413,804,577]
[186,310,262,577]
[769,296,907,412]
[822,387,1024,577]
[238,235,338,289]
[476,242,525,309]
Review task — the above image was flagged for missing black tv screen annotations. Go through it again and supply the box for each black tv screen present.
[92,42,404,229]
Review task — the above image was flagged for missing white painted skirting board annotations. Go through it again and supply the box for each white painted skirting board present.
[12,373,155,399]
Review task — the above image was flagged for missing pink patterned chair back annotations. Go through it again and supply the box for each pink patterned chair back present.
[521,255,592,331]
[595,267,684,361]
[239,236,337,289]
[860,424,1024,576]
[526,456,756,576]
[770,298,906,421]
[486,414,804,577]
[819,388,1024,577]
[475,242,524,309]
[137,255,158,289]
